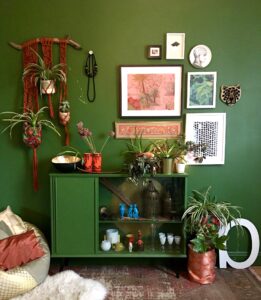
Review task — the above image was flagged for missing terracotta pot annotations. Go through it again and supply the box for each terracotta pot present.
[93,153,102,173]
[84,153,93,172]
[59,111,70,126]
[188,244,216,284]
[41,80,56,94]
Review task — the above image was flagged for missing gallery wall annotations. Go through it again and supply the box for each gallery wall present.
[0,0,260,263]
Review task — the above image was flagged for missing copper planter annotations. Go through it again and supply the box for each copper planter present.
[188,244,216,284]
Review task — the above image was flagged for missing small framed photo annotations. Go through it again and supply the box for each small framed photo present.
[147,45,162,59]
[166,33,185,59]
[120,65,183,117]
[187,72,217,108]
[189,44,212,68]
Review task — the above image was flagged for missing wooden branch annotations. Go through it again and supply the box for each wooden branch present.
[9,36,81,50]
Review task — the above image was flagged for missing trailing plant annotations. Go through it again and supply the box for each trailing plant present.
[182,186,242,253]
[0,106,60,137]
[22,48,66,86]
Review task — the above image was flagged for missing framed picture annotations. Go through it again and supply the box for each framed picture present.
[120,65,183,117]
[185,113,226,165]
[166,33,185,59]
[147,45,162,59]
[187,72,217,108]
[189,44,212,68]
[115,121,182,139]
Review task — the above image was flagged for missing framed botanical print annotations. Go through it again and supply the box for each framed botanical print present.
[120,65,183,117]
[185,113,226,165]
[187,72,217,108]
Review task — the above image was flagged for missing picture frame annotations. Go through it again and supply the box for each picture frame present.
[185,113,226,165]
[115,121,182,139]
[166,33,185,60]
[120,65,183,117]
[189,44,212,68]
[147,45,162,59]
[187,72,217,108]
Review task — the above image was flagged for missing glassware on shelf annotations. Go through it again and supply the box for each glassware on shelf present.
[167,233,174,246]
[159,233,166,251]
[143,180,160,220]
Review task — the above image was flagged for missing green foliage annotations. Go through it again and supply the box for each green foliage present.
[125,132,153,156]
[0,106,60,137]
[190,74,214,106]
[59,101,70,112]
[182,186,242,253]
[22,48,66,85]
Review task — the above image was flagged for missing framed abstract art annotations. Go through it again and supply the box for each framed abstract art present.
[185,113,226,165]
[120,65,183,117]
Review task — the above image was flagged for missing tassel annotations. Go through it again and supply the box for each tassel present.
[47,94,54,118]
[64,125,70,146]
[33,148,38,191]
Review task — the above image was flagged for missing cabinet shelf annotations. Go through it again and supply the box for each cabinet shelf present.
[99,218,182,224]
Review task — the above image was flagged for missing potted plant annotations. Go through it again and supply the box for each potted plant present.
[59,100,70,126]
[124,133,159,184]
[181,186,241,284]
[153,139,180,174]
[0,106,60,190]
[22,48,66,95]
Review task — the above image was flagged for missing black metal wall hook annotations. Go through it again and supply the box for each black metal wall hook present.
[85,50,98,102]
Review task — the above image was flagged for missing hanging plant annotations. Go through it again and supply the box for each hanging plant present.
[0,106,60,190]
[22,48,67,118]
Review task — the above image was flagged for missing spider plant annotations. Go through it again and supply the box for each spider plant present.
[0,106,60,137]
[22,48,66,86]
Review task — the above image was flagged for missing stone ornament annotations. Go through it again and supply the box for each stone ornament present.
[220,85,241,106]
[189,45,212,68]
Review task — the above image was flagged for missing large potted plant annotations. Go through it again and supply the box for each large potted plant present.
[22,48,66,95]
[182,186,241,284]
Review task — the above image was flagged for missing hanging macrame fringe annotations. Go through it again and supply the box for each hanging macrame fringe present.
[64,125,70,146]
[33,148,38,191]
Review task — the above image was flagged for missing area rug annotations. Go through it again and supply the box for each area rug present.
[12,270,107,300]
[50,265,200,300]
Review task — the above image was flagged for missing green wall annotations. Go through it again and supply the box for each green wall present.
[0,0,260,263]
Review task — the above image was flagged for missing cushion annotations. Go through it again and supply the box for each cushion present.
[0,206,27,235]
[0,230,45,271]
[0,221,13,239]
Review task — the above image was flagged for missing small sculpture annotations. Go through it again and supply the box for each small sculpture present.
[136,230,144,251]
[220,85,241,106]
[119,203,125,219]
[133,204,139,219]
[129,242,133,253]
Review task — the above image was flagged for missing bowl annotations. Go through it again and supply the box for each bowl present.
[51,155,82,172]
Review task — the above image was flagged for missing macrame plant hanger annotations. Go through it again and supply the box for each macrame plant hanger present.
[85,50,98,102]
[9,36,81,191]
[41,38,55,118]
[59,40,70,145]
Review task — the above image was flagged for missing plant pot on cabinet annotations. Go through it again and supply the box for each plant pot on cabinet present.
[176,162,186,173]
[188,244,216,284]
[162,157,173,174]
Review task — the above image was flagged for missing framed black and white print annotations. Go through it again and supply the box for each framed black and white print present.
[187,72,217,108]
[166,33,185,59]
[185,113,226,165]
[147,45,162,59]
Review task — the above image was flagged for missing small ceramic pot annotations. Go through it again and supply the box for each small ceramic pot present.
[106,229,119,244]
[101,240,111,251]
[176,163,186,174]
[41,80,56,94]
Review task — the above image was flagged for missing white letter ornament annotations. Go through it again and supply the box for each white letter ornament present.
[219,218,260,269]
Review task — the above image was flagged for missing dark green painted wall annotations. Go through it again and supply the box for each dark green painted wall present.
[0,0,260,263]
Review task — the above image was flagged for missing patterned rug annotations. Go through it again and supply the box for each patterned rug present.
[49,264,200,300]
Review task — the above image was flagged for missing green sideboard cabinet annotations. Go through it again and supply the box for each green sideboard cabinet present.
[50,173,188,259]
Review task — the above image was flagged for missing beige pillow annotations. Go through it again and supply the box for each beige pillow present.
[0,206,26,235]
